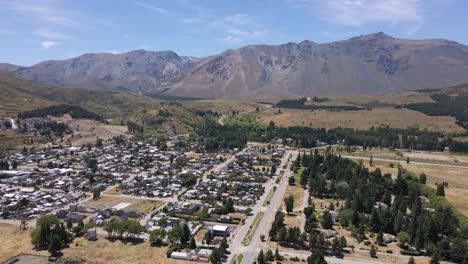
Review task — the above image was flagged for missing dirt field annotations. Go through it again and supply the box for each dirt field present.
[256,107,463,133]
[53,115,129,146]
[0,224,49,263]
[84,196,163,213]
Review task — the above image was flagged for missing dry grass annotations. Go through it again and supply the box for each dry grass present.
[0,224,49,263]
[125,200,164,212]
[183,99,264,114]
[256,107,463,133]
[53,115,129,146]
[0,223,192,264]
[84,196,162,213]
[62,236,190,264]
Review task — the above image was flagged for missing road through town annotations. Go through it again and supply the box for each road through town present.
[227,149,298,264]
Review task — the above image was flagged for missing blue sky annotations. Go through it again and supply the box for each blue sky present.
[0,0,467,66]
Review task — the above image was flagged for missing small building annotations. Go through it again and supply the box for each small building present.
[212,225,229,237]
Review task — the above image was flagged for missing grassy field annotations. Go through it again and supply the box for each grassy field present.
[242,211,265,246]
[256,107,463,133]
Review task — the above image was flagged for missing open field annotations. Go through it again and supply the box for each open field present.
[0,223,48,263]
[0,223,191,264]
[283,168,304,211]
[256,107,463,133]
[84,196,162,213]
[341,147,468,166]
[183,99,265,114]
[53,115,129,146]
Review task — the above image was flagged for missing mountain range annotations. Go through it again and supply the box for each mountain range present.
[2,32,468,99]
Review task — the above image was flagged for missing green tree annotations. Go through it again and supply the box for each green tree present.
[181,223,191,244]
[408,257,416,264]
[210,248,222,264]
[307,251,326,264]
[168,225,183,245]
[48,234,63,255]
[419,173,427,184]
[149,229,166,247]
[189,236,197,249]
[257,250,265,264]
[274,247,282,261]
[436,184,445,196]
[284,195,294,215]
[430,250,440,264]
[288,176,296,185]
[321,210,333,229]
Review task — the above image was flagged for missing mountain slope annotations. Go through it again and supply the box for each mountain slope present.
[3,33,468,99]
[0,70,157,118]
[6,50,195,92]
[167,33,468,99]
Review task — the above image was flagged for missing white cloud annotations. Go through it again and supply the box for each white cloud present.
[9,1,76,27]
[215,13,267,43]
[107,50,121,54]
[33,28,67,39]
[40,40,60,49]
[135,2,169,15]
[291,0,425,34]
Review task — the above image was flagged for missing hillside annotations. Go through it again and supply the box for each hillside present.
[3,33,468,99]
[0,70,157,118]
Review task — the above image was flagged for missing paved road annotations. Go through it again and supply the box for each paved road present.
[227,150,297,264]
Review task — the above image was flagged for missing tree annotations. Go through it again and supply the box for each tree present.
[266,250,274,262]
[257,250,265,264]
[307,251,326,264]
[168,225,183,245]
[189,236,197,249]
[274,248,282,261]
[370,245,377,258]
[204,231,213,245]
[181,223,191,244]
[430,250,440,264]
[332,237,343,256]
[288,176,296,185]
[210,248,222,264]
[284,195,294,215]
[321,210,333,229]
[436,184,445,196]
[408,257,416,264]
[397,232,410,247]
[419,173,427,184]
[219,237,228,254]
[149,229,166,247]
[377,230,384,244]
[260,234,265,241]
[48,233,64,256]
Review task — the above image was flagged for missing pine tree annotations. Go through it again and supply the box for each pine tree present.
[408,257,416,264]
[189,236,197,249]
[257,250,265,264]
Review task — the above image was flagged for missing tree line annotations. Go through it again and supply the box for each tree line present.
[197,120,468,153]
[19,104,103,121]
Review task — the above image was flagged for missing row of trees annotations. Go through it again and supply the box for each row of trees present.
[198,120,468,153]
[19,104,103,121]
